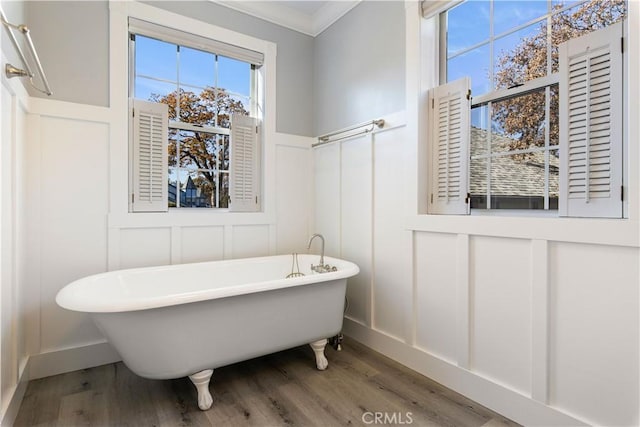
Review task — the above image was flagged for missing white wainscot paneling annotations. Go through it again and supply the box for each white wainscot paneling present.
[470,236,531,395]
[340,135,372,325]
[276,145,311,254]
[549,242,639,426]
[1,84,18,405]
[38,116,109,351]
[232,225,269,259]
[15,96,28,370]
[118,228,171,269]
[2,82,31,425]
[313,143,341,257]
[180,226,224,263]
[415,232,458,363]
[372,128,411,340]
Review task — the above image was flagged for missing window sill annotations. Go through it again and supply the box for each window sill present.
[470,209,558,218]
[108,209,275,229]
[406,214,639,247]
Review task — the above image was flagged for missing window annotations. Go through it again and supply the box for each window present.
[439,0,626,212]
[129,19,261,211]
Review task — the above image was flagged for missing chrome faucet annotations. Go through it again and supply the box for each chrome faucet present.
[307,233,335,273]
[307,233,325,269]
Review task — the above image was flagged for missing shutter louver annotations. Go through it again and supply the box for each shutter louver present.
[428,77,471,215]
[229,114,260,212]
[130,99,168,212]
[559,22,623,218]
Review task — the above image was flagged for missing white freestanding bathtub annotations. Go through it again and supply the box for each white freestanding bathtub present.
[56,254,359,410]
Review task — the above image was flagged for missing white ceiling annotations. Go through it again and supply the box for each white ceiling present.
[213,1,361,37]
[283,1,328,15]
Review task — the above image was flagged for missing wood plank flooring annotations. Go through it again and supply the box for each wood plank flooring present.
[14,338,519,426]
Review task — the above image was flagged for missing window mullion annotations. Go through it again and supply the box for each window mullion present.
[544,86,551,210]
[489,0,495,91]
[214,55,219,128]
[472,73,560,107]
[169,121,230,135]
[473,145,547,160]
[486,0,494,210]
[439,12,447,84]
[546,0,552,77]
[215,134,221,208]
[174,37,181,212]
[487,101,492,210]
[176,132,181,208]
[448,18,547,62]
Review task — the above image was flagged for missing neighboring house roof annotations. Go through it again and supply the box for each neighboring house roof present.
[469,127,559,198]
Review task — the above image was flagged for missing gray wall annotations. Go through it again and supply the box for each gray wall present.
[25,1,109,106]
[146,1,315,137]
[16,1,405,137]
[23,1,315,137]
[314,1,405,136]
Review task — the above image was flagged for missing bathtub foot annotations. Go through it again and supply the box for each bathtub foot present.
[310,339,329,370]
[189,369,214,410]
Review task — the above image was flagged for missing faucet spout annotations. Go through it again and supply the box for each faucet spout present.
[307,233,325,268]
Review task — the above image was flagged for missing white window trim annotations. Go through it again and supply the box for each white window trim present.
[405,0,640,247]
[439,2,578,214]
[439,1,632,217]
[108,0,277,226]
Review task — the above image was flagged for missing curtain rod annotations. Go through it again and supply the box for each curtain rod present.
[1,9,52,96]
[313,119,385,148]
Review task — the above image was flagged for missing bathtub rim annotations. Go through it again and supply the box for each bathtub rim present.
[56,254,359,314]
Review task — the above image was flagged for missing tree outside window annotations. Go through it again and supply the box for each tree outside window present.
[132,34,253,208]
[445,0,626,210]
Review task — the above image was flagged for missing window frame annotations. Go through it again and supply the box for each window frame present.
[438,0,626,215]
[128,28,257,210]
[109,0,277,225]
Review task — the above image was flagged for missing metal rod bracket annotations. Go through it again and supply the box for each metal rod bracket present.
[1,10,52,96]
[5,63,30,79]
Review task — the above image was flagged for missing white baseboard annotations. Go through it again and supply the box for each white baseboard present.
[3,328,588,426]
[0,342,121,425]
[28,341,121,380]
[342,318,587,427]
[1,361,30,427]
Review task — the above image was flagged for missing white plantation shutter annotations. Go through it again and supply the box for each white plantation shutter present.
[130,99,168,212]
[559,22,623,218]
[229,114,261,212]
[428,77,471,215]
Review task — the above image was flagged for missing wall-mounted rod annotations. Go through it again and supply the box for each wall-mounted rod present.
[1,9,52,96]
[1,10,33,77]
[313,118,385,148]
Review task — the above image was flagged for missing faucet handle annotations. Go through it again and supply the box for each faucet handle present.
[310,263,337,274]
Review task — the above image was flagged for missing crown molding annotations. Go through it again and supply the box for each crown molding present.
[211,1,361,37]
[312,1,360,36]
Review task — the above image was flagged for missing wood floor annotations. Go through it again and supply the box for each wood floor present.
[14,338,519,426]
